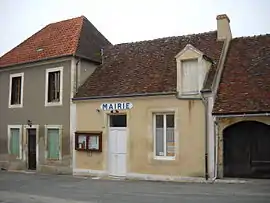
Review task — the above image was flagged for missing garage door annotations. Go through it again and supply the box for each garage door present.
[223,121,270,178]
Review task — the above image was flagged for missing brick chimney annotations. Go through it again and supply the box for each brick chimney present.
[216,14,232,41]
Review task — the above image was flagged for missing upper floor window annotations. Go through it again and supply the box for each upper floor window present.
[45,67,63,106]
[9,73,24,108]
[181,59,199,95]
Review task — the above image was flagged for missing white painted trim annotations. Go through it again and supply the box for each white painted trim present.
[45,67,64,107]
[175,44,204,59]
[7,125,23,159]
[44,125,63,160]
[152,111,176,160]
[8,72,24,108]
[23,125,39,168]
[70,103,77,171]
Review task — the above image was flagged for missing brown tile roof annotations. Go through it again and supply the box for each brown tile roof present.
[74,31,224,99]
[213,34,270,115]
[0,16,111,68]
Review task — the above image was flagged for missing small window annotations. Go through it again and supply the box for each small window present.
[45,126,61,160]
[181,59,199,95]
[8,126,22,159]
[9,73,24,108]
[154,113,175,159]
[110,115,127,127]
[45,67,63,106]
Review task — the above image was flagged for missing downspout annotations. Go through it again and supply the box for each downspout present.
[213,119,219,180]
[201,93,209,180]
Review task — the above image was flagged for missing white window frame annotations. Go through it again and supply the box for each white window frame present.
[44,125,62,160]
[8,73,24,108]
[7,125,23,159]
[153,113,176,160]
[45,67,63,107]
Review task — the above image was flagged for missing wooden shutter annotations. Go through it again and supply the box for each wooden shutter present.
[10,128,20,156]
[182,60,199,94]
[47,129,60,159]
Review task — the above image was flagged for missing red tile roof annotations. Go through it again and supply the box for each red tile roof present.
[213,34,270,115]
[74,31,224,98]
[0,16,111,68]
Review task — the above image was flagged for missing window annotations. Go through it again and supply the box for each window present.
[45,67,63,106]
[181,59,199,95]
[45,125,62,160]
[9,73,24,108]
[154,113,175,159]
[8,125,22,159]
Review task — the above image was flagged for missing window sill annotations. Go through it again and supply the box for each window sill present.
[154,156,176,161]
[45,102,62,107]
[9,104,23,108]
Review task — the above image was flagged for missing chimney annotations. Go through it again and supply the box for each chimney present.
[216,14,232,41]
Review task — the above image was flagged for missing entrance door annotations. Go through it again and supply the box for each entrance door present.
[108,115,127,177]
[223,121,270,178]
[28,129,37,170]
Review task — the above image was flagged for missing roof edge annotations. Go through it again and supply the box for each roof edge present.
[213,111,270,117]
[73,92,176,101]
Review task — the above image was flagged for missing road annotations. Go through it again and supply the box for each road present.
[0,171,270,203]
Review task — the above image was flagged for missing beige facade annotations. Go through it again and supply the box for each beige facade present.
[216,116,270,178]
[74,95,207,178]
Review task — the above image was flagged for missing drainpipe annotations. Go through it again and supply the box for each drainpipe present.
[214,113,270,118]
[201,93,209,181]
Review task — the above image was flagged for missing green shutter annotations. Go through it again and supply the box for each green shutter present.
[47,129,60,159]
[10,128,20,157]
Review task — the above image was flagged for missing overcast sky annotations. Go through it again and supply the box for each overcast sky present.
[0,0,269,56]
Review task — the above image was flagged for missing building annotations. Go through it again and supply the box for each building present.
[0,16,111,173]
[71,14,232,180]
[213,34,270,179]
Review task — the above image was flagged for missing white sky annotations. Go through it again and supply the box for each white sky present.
[0,0,270,56]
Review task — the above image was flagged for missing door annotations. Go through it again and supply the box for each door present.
[108,115,127,177]
[28,129,37,170]
[223,121,270,178]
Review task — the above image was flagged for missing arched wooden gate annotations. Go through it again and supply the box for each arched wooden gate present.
[223,121,270,178]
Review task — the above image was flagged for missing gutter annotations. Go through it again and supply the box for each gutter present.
[72,92,176,101]
[201,93,209,181]
[214,112,270,118]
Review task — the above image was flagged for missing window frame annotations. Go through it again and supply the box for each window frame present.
[153,112,176,160]
[45,67,63,107]
[44,125,62,160]
[8,72,24,108]
[180,59,200,96]
[7,125,23,159]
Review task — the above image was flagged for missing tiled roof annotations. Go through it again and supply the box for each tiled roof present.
[0,16,111,68]
[75,31,224,98]
[213,34,270,115]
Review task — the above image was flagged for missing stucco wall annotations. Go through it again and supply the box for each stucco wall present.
[75,95,206,177]
[216,116,270,178]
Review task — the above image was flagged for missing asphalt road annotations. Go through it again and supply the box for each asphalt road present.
[0,171,270,203]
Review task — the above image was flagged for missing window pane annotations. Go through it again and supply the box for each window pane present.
[166,127,175,157]
[166,115,174,128]
[47,129,60,159]
[155,115,164,156]
[48,71,60,102]
[11,77,21,105]
[10,128,20,156]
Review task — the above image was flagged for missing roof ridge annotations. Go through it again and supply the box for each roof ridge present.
[73,17,85,56]
[113,30,217,47]
[48,15,84,26]
[233,33,270,40]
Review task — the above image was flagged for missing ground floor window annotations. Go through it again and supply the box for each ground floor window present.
[8,125,22,159]
[45,125,62,160]
[154,113,175,159]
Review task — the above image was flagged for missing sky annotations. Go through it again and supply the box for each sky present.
[0,0,270,56]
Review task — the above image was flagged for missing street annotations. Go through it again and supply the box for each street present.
[0,171,270,203]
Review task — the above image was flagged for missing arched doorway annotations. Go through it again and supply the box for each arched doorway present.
[223,121,270,178]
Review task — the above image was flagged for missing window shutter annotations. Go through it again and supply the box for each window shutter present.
[10,128,20,156]
[182,60,199,94]
[47,129,60,159]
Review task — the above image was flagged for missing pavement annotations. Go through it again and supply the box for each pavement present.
[0,171,270,203]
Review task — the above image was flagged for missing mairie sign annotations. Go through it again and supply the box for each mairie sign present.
[100,102,133,111]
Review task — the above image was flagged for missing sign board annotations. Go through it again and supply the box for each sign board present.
[100,102,133,111]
